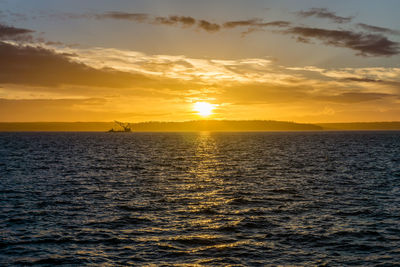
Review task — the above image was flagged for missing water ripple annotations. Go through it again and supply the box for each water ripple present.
[1,131,400,265]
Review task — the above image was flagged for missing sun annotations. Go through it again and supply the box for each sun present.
[193,102,215,117]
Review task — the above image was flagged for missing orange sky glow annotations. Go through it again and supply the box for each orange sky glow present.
[1,0,400,123]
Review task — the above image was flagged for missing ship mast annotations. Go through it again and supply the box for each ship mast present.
[114,121,132,132]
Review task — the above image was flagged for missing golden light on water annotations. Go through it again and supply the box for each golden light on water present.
[193,102,216,117]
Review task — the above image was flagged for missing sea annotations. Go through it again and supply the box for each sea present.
[1,131,400,266]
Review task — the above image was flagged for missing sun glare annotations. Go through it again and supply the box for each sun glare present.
[193,102,215,117]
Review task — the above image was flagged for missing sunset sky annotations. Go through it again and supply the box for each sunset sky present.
[1,0,400,122]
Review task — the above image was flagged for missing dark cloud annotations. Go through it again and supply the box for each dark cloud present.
[0,40,204,99]
[94,12,149,22]
[223,19,262,28]
[92,12,289,32]
[44,11,400,55]
[223,19,290,29]
[198,20,220,32]
[0,23,33,40]
[93,12,218,32]
[259,21,291,27]
[357,23,400,36]
[154,15,196,26]
[297,8,352,23]
[285,27,399,56]
[0,41,152,88]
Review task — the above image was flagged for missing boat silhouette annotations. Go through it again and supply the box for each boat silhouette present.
[108,121,132,132]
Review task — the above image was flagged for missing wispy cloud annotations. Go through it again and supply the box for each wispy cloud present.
[92,12,220,32]
[357,23,400,36]
[79,12,291,33]
[154,15,196,27]
[65,11,400,57]
[223,19,290,29]
[296,8,352,23]
[95,12,199,29]
[94,12,149,22]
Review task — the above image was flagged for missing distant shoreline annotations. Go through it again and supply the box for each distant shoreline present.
[0,120,400,132]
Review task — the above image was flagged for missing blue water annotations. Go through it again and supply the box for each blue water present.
[1,131,400,266]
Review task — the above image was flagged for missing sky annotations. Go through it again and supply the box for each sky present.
[0,0,400,122]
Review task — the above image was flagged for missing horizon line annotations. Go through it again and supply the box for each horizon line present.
[0,120,400,124]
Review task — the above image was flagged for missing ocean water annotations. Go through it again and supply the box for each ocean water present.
[1,131,400,266]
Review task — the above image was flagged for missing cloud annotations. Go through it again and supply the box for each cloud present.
[0,41,152,88]
[65,46,281,84]
[259,21,291,28]
[68,11,399,56]
[0,23,33,40]
[223,19,291,30]
[342,77,400,90]
[93,12,292,34]
[85,12,290,33]
[94,12,149,22]
[197,20,221,32]
[1,10,400,122]
[287,65,400,88]
[1,40,399,121]
[343,77,383,83]
[223,19,262,28]
[285,27,399,56]
[357,23,400,36]
[297,8,352,23]
[1,14,399,121]
[154,15,196,27]
[61,46,400,104]
[93,12,218,32]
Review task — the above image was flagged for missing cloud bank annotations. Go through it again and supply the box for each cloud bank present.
[1,8,400,122]
[92,12,290,33]
[71,10,400,57]
[1,39,399,122]
[0,41,153,88]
